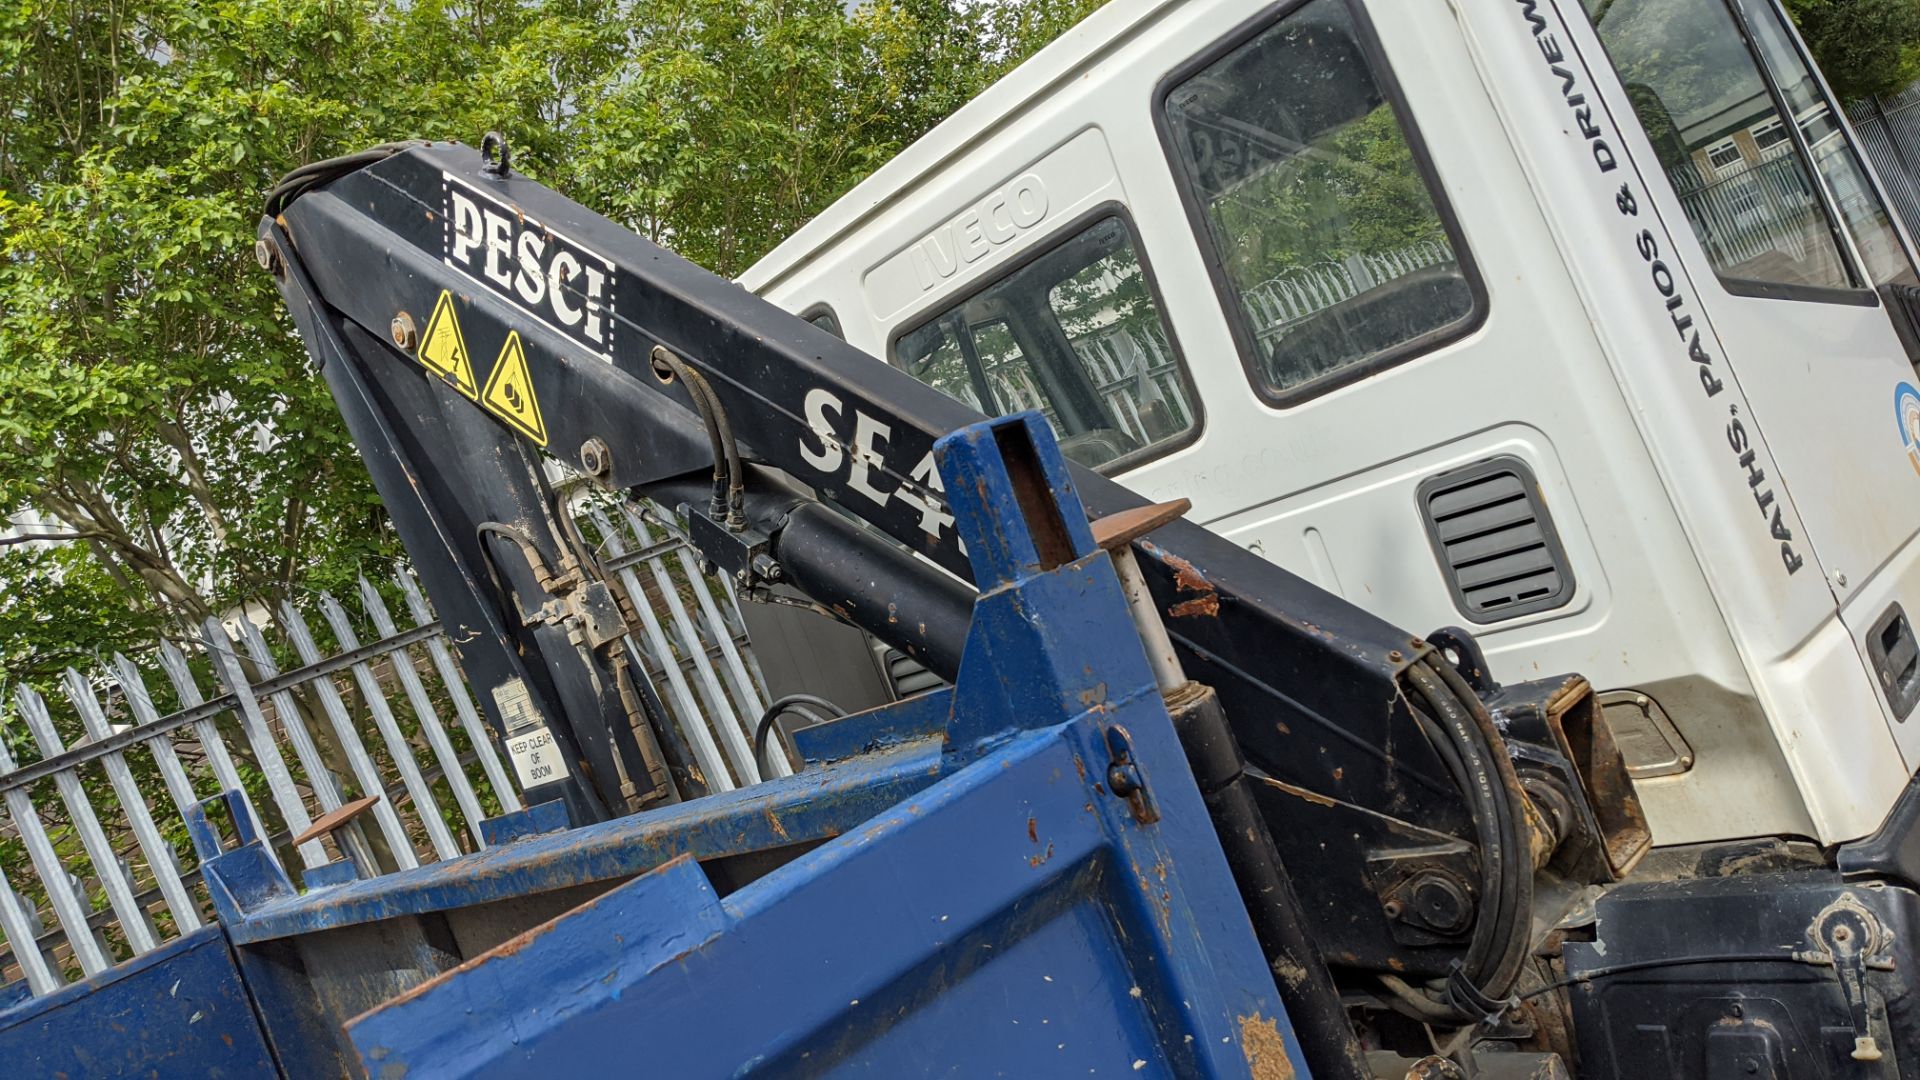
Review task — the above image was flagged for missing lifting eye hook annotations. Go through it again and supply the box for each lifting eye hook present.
[481,131,513,178]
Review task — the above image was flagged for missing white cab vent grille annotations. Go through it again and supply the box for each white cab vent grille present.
[1417,457,1573,622]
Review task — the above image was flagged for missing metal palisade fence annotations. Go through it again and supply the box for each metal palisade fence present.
[0,499,771,999]
[1243,239,1457,353]
[1850,85,1920,242]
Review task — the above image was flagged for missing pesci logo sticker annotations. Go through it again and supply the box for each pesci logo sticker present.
[1898,382,1920,476]
[441,171,616,361]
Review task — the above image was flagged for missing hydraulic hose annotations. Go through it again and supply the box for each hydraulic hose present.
[682,363,744,525]
[650,346,735,522]
[1406,662,1510,990]
[266,142,423,216]
[1428,654,1538,999]
[1400,657,1535,1022]
[753,693,848,776]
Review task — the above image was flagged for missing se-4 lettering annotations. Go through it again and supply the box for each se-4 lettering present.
[798,387,955,542]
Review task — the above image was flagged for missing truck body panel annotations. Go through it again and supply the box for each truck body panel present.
[746,0,1920,844]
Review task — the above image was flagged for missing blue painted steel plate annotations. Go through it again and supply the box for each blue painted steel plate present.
[347,712,1304,1078]
[0,926,277,1078]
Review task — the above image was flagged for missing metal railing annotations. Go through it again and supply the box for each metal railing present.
[0,498,769,998]
[1850,84,1920,241]
[1242,239,1456,349]
[587,501,781,789]
[961,321,1195,454]
[1075,321,1191,446]
[1669,153,1834,272]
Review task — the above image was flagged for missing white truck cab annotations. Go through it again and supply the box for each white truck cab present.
[744,0,1920,854]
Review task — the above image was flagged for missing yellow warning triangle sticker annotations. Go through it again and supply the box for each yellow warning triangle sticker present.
[417,290,478,400]
[481,331,548,446]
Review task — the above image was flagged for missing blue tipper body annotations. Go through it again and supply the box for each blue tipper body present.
[0,926,276,1077]
[1,413,1308,1078]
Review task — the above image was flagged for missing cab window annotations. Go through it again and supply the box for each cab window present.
[891,214,1198,472]
[1744,1,1914,286]
[1159,0,1482,404]
[1581,0,1868,296]
[804,306,845,338]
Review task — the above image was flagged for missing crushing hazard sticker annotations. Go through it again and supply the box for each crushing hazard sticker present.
[416,290,478,399]
[481,331,547,445]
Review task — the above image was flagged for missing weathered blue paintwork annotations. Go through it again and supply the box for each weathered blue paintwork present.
[0,926,277,1078]
[477,798,571,847]
[27,414,1307,1078]
[205,736,944,946]
[336,413,1308,1077]
[187,787,300,927]
[349,713,1295,1077]
[790,685,951,765]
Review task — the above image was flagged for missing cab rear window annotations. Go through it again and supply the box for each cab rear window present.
[890,214,1198,472]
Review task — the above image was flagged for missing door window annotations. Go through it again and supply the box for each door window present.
[891,215,1198,471]
[1580,0,1866,296]
[1743,1,1915,286]
[1158,0,1482,403]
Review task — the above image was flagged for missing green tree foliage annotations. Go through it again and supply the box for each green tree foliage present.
[1786,0,1920,102]
[0,0,1101,684]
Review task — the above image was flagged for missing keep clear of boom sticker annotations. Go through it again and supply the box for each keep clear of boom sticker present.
[492,676,570,787]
